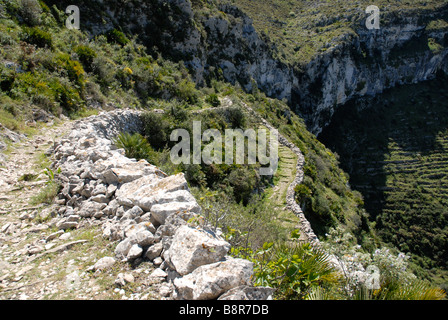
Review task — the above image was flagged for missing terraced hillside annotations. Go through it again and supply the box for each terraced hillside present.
[319,74,448,285]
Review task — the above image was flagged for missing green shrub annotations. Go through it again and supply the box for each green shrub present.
[114,132,156,162]
[295,184,312,203]
[428,38,443,54]
[19,0,42,26]
[0,64,16,92]
[206,93,221,107]
[227,167,259,205]
[225,106,246,129]
[91,55,116,88]
[232,240,339,300]
[185,164,207,187]
[320,227,446,300]
[22,26,52,48]
[48,78,83,114]
[106,29,130,46]
[141,112,171,150]
[74,44,97,72]
[176,78,199,104]
[55,53,86,88]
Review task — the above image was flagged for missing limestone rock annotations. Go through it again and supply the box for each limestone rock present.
[116,173,189,211]
[78,201,107,218]
[127,244,143,260]
[145,242,163,261]
[94,257,116,271]
[103,199,120,216]
[56,218,79,230]
[173,258,254,300]
[218,285,275,300]
[150,201,200,225]
[115,238,133,260]
[149,268,167,282]
[115,272,134,286]
[168,226,231,275]
[91,194,109,204]
[129,229,155,247]
[46,230,64,242]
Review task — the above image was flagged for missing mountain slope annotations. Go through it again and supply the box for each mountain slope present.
[0,0,447,298]
[320,75,448,287]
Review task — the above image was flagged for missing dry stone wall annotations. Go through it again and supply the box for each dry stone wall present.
[239,101,320,246]
[48,109,274,300]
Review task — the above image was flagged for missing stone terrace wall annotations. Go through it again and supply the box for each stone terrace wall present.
[239,101,320,246]
[48,109,274,300]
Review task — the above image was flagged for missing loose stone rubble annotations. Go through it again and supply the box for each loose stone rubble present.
[48,109,273,300]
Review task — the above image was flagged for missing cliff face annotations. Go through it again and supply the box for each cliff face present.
[198,3,448,134]
[49,0,448,134]
[296,13,448,134]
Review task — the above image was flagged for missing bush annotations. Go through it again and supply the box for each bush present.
[228,167,259,205]
[114,132,156,162]
[56,53,86,88]
[91,55,116,88]
[320,227,446,300]
[176,79,199,104]
[48,78,83,114]
[19,0,42,26]
[0,64,15,92]
[22,26,53,48]
[74,45,97,72]
[141,112,171,150]
[295,184,312,203]
[206,93,221,107]
[225,106,246,129]
[106,29,130,46]
[184,164,206,187]
[232,240,339,300]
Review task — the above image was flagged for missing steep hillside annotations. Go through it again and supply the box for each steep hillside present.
[0,0,446,299]
[40,0,448,134]
[320,74,448,287]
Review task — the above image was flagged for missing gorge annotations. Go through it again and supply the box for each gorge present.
[1,0,448,299]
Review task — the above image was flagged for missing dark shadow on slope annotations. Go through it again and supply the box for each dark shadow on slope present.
[318,73,448,273]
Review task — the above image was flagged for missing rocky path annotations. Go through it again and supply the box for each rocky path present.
[0,109,274,301]
[0,120,171,300]
[267,144,309,239]
[0,99,319,300]
[236,100,320,245]
[269,145,297,208]
[0,120,77,299]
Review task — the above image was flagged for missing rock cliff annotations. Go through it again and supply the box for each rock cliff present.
[46,0,448,133]
[51,0,448,134]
